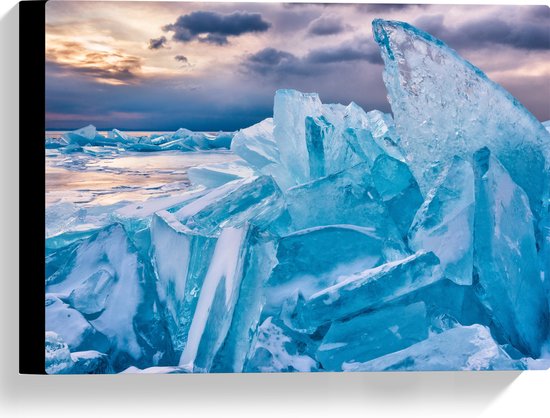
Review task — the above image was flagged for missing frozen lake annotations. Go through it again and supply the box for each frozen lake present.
[45,147,238,242]
[46,148,238,207]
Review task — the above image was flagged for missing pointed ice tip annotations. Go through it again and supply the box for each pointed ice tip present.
[372,19,399,60]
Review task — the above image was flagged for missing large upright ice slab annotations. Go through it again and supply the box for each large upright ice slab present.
[264,224,406,315]
[305,112,366,179]
[296,251,443,330]
[179,226,250,372]
[343,325,523,371]
[473,148,549,356]
[150,211,217,354]
[273,90,323,186]
[409,156,475,285]
[212,229,278,372]
[316,302,428,371]
[371,154,423,238]
[373,19,550,216]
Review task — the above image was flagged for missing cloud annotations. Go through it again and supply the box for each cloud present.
[414,12,550,51]
[244,47,301,75]
[163,11,271,45]
[357,4,426,13]
[305,38,382,64]
[307,16,346,36]
[243,38,383,77]
[46,41,142,85]
[148,36,167,50]
[174,54,189,64]
[174,54,193,68]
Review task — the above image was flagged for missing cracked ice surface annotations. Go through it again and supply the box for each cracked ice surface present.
[45,19,550,374]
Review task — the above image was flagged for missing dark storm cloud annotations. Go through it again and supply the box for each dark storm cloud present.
[414,11,550,51]
[174,55,188,64]
[163,11,271,45]
[306,39,382,65]
[46,60,275,131]
[307,16,345,36]
[148,36,167,50]
[244,48,303,76]
[244,38,382,77]
[357,4,426,13]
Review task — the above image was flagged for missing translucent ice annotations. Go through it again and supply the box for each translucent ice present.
[296,251,443,330]
[245,317,317,373]
[230,118,280,170]
[71,351,113,374]
[150,211,217,354]
[62,125,99,145]
[343,325,523,371]
[45,332,75,374]
[273,90,323,186]
[187,161,255,189]
[46,224,173,371]
[45,294,109,352]
[179,226,250,372]
[175,176,290,236]
[409,156,475,285]
[285,162,404,245]
[317,302,428,371]
[264,224,406,315]
[473,148,549,356]
[373,19,550,216]
[371,154,423,238]
[212,228,278,372]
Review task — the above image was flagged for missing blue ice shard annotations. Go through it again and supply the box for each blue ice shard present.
[473,148,549,356]
[150,211,218,355]
[273,90,324,186]
[371,154,423,238]
[46,224,173,371]
[373,19,550,217]
[285,162,404,245]
[179,226,250,372]
[304,111,366,179]
[272,90,376,187]
[62,125,99,146]
[45,332,75,374]
[174,176,290,236]
[230,118,280,171]
[70,351,113,374]
[409,156,475,285]
[187,161,255,189]
[113,188,207,257]
[316,302,428,371]
[264,224,407,315]
[245,317,317,372]
[343,325,523,371]
[295,251,443,330]
[364,110,404,161]
[46,295,109,353]
[212,229,278,372]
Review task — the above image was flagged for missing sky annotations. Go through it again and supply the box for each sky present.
[45,1,550,131]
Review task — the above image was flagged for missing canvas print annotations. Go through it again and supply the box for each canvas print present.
[44,1,550,374]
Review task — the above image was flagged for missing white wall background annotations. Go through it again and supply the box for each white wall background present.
[1,1,548,417]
